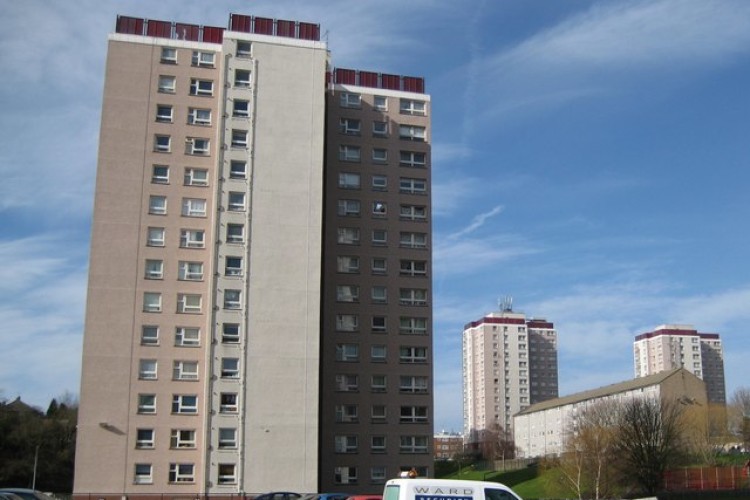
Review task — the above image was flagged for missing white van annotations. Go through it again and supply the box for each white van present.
[383,478,523,500]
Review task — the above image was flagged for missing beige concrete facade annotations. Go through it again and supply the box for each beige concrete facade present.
[462,311,558,448]
[634,324,726,404]
[76,14,431,497]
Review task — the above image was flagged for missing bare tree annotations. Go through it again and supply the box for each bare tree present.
[613,397,687,495]
[479,423,516,463]
[559,401,619,500]
[728,387,750,450]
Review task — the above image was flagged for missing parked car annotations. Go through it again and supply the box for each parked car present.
[0,492,25,500]
[300,494,349,500]
[346,495,382,500]
[253,492,302,500]
[0,490,54,500]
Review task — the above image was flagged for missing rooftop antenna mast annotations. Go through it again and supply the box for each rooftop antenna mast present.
[498,295,513,312]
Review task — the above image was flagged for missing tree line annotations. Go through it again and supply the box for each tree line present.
[0,394,77,493]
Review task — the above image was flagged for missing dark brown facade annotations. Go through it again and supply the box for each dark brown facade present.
[319,75,433,491]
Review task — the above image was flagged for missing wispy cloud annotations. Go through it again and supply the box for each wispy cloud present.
[448,205,504,239]
[434,234,538,277]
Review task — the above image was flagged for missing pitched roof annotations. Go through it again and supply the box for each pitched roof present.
[517,368,687,415]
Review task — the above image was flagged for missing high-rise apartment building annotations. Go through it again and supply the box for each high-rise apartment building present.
[75,13,431,497]
[462,309,558,449]
[634,324,725,404]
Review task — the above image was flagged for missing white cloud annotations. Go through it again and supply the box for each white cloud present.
[448,205,504,239]
[434,235,539,277]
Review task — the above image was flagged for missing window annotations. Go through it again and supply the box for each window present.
[134,463,153,484]
[400,406,428,423]
[372,174,387,190]
[399,177,427,194]
[139,359,157,380]
[374,95,387,111]
[152,165,169,184]
[400,98,427,115]
[187,137,209,155]
[372,258,387,275]
[371,375,387,393]
[399,288,428,306]
[230,161,247,179]
[222,323,240,343]
[400,260,427,276]
[400,151,426,167]
[224,289,242,310]
[141,326,159,345]
[180,229,205,248]
[337,227,360,245]
[336,344,359,362]
[148,195,167,215]
[158,75,176,93]
[154,135,171,153]
[400,375,428,393]
[218,427,238,448]
[137,394,156,414]
[161,47,177,63]
[373,121,388,137]
[399,204,427,221]
[372,316,387,333]
[171,429,197,448]
[227,223,244,243]
[191,50,215,67]
[339,145,361,162]
[336,285,359,303]
[372,201,387,216]
[372,148,388,163]
[177,293,201,314]
[372,229,387,246]
[220,392,239,413]
[171,394,198,414]
[399,125,426,142]
[168,463,195,483]
[173,361,198,380]
[337,256,359,274]
[189,79,213,96]
[337,199,360,217]
[400,435,429,453]
[335,374,358,392]
[175,327,200,347]
[231,129,248,148]
[236,41,251,57]
[147,227,165,247]
[156,104,173,123]
[187,107,211,126]
[178,261,203,281]
[335,314,358,332]
[371,436,387,454]
[228,192,246,211]
[334,435,358,453]
[371,466,387,483]
[340,92,361,108]
[371,405,387,422]
[335,404,358,423]
[136,429,155,449]
[218,464,237,485]
[400,346,428,363]
[400,231,427,249]
[145,259,163,279]
[334,467,358,485]
[234,69,251,87]
[400,317,427,335]
[339,118,361,135]
[225,256,243,276]
[181,198,206,217]
[221,358,240,379]
[143,293,162,313]
[371,286,387,304]
[338,172,360,189]
[233,100,249,118]
[371,345,387,361]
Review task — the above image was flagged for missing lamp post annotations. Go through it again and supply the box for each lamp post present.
[32,444,39,490]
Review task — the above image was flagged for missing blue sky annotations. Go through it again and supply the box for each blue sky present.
[2,0,750,433]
